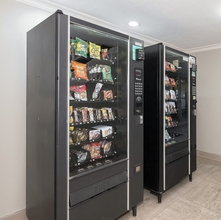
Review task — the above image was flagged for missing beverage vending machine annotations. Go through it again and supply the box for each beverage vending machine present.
[26,10,144,220]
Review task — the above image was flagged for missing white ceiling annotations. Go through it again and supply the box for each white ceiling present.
[21,0,221,52]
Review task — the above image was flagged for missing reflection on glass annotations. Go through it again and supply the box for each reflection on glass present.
[69,23,128,176]
[165,49,188,147]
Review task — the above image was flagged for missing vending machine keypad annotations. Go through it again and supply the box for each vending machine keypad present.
[134,68,143,115]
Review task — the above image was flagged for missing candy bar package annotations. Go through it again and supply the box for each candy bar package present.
[88,108,95,122]
[95,109,102,121]
[89,129,101,141]
[72,128,88,144]
[69,126,74,145]
[170,90,176,100]
[103,90,114,101]
[101,108,108,120]
[92,125,113,138]
[106,108,114,120]
[73,108,81,123]
[101,65,113,83]
[101,140,113,156]
[80,107,88,123]
[71,60,88,81]
[92,83,103,100]
[89,42,101,60]
[70,84,87,101]
[71,37,88,58]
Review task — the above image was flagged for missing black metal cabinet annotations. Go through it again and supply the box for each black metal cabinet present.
[143,43,196,203]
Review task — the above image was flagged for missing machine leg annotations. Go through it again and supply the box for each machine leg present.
[158,194,162,203]
[189,173,192,182]
[132,205,137,217]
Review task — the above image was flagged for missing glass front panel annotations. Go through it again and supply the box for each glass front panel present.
[165,48,189,147]
[69,23,128,177]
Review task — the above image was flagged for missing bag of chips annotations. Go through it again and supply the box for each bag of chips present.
[70,84,87,101]
[89,42,101,60]
[71,61,88,81]
[71,37,88,58]
[101,65,113,83]
[90,142,102,159]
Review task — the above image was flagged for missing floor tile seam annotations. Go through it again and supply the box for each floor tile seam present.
[148,198,178,220]
[176,197,221,219]
[205,178,221,186]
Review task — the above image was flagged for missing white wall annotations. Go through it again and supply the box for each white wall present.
[0,1,50,218]
[192,49,221,156]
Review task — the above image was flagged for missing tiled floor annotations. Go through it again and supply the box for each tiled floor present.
[5,156,221,220]
[118,157,221,220]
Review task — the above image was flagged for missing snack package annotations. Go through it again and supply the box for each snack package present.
[69,149,90,166]
[88,64,102,81]
[80,107,88,123]
[70,84,87,101]
[101,108,108,120]
[71,60,88,80]
[165,129,171,142]
[101,65,113,83]
[165,61,176,72]
[101,140,112,155]
[102,48,108,60]
[90,142,102,159]
[69,106,74,123]
[92,125,113,138]
[92,83,103,100]
[95,109,102,121]
[88,108,95,122]
[165,74,170,86]
[71,37,88,58]
[89,129,101,141]
[72,129,88,144]
[89,42,101,60]
[82,144,91,152]
[103,90,114,101]
[165,90,170,100]
[73,109,80,123]
[169,78,176,87]
[170,90,176,100]
[106,108,114,120]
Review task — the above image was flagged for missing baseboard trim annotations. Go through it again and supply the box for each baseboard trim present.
[197,150,221,162]
[0,209,27,220]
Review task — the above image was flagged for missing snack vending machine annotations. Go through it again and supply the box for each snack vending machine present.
[26,10,144,220]
[143,43,196,202]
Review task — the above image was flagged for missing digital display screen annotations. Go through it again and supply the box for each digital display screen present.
[135,69,142,77]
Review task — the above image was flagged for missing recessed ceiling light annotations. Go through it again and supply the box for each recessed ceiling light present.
[129,21,139,27]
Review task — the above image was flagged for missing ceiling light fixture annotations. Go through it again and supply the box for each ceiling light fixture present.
[129,21,139,27]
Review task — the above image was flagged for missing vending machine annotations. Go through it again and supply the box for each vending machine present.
[26,10,144,220]
[190,56,197,175]
[143,43,196,202]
